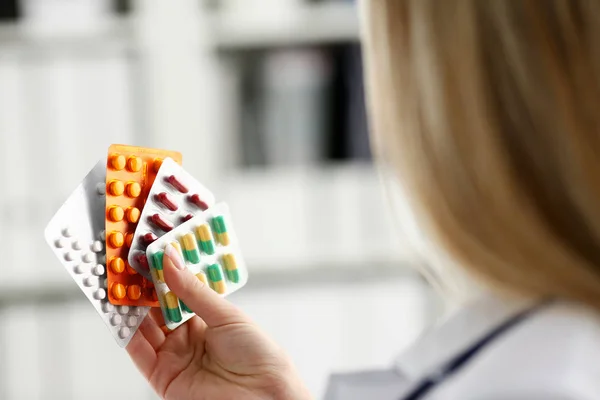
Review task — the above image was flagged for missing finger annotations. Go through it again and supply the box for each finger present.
[138,312,165,351]
[126,330,158,380]
[163,243,249,328]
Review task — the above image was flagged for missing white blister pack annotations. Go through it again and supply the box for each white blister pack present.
[146,203,248,330]
[44,159,149,347]
[128,157,216,279]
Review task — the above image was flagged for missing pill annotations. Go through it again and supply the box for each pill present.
[110,154,126,170]
[195,224,215,255]
[127,316,138,327]
[222,254,240,283]
[167,175,189,193]
[127,156,142,172]
[151,251,165,282]
[188,194,209,211]
[126,207,140,223]
[109,257,125,274]
[164,292,182,323]
[97,182,106,195]
[126,181,141,198]
[112,283,126,300]
[84,276,98,287]
[102,302,114,313]
[127,285,141,300]
[119,327,131,339]
[64,252,76,261]
[108,231,124,248]
[180,300,192,313]
[134,253,150,271]
[94,288,106,300]
[126,262,137,275]
[211,216,230,246]
[92,264,105,276]
[82,252,94,263]
[108,205,124,222]
[108,180,125,196]
[207,264,226,294]
[153,157,164,172]
[111,314,122,326]
[125,232,134,248]
[132,307,142,316]
[91,240,103,252]
[151,214,174,232]
[182,214,193,223]
[73,264,86,274]
[142,232,158,245]
[196,272,208,285]
[55,238,68,248]
[63,227,73,237]
[118,305,130,315]
[72,240,82,250]
[179,233,200,264]
[156,192,179,211]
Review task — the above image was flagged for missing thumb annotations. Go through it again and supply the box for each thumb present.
[162,243,249,328]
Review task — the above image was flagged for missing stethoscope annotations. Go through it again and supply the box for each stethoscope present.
[399,300,551,400]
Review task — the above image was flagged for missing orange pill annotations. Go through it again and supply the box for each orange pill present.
[125,232,134,248]
[109,257,125,274]
[126,181,141,198]
[107,205,124,222]
[126,207,140,223]
[126,262,137,275]
[127,156,143,172]
[112,283,126,300]
[127,285,141,300]
[153,158,164,173]
[107,180,124,196]
[108,231,124,248]
[110,154,126,170]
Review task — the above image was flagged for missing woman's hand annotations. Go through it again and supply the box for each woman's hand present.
[127,244,311,400]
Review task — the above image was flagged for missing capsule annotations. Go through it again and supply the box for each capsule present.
[181,233,200,264]
[211,216,230,246]
[151,213,174,232]
[188,194,209,211]
[179,300,192,313]
[156,192,179,211]
[164,292,182,323]
[134,253,149,271]
[151,250,165,282]
[195,224,215,255]
[207,264,226,294]
[181,214,194,223]
[142,232,158,245]
[196,271,208,285]
[167,175,189,193]
[222,253,240,283]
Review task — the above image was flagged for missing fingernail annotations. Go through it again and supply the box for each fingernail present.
[164,244,186,270]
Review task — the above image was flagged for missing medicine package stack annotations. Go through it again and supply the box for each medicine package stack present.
[45,144,248,347]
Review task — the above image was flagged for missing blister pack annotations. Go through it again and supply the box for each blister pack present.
[44,159,149,348]
[146,203,248,330]
[105,144,182,307]
[128,158,216,279]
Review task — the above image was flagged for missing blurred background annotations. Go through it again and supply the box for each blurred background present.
[0,0,443,398]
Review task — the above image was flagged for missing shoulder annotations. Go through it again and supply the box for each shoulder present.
[432,301,600,399]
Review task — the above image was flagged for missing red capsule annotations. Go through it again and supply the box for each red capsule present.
[156,192,179,211]
[135,253,149,271]
[142,232,158,245]
[166,175,189,194]
[181,214,194,223]
[150,213,174,232]
[188,194,209,211]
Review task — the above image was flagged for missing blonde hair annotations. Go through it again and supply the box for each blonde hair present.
[362,0,600,308]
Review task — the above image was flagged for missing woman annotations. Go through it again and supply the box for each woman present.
[127,1,600,398]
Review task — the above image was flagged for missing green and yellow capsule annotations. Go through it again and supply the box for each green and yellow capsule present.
[179,299,192,313]
[222,253,240,283]
[181,233,200,264]
[211,216,230,246]
[207,264,226,294]
[151,250,164,282]
[195,224,215,255]
[164,291,182,323]
[196,271,208,285]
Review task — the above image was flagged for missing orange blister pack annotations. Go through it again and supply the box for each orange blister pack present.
[105,144,182,306]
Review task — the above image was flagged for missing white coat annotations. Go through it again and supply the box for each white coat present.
[324,293,600,399]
